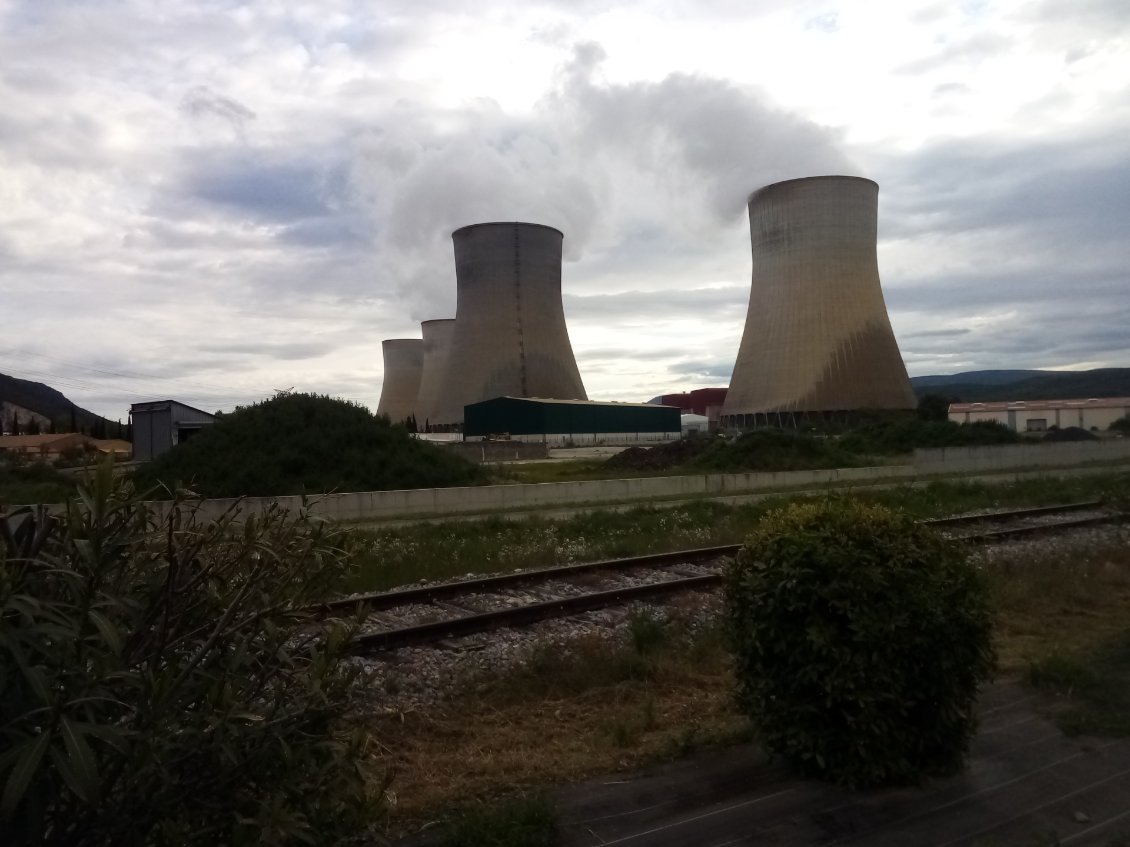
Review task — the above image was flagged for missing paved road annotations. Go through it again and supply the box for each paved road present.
[553,681,1130,846]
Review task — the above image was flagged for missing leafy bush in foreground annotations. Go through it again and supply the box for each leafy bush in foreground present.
[724,500,995,786]
[0,464,382,845]
[135,392,484,497]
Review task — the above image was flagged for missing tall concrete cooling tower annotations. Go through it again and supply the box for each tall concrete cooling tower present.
[721,176,916,428]
[414,318,455,431]
[376,338,423,424]
[432,222,587,427]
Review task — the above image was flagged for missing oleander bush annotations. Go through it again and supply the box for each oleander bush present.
[724,500,995,787]
[0,463,383,846]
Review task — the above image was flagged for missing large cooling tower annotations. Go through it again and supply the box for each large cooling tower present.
[432,222,587,426]
[414,318,455,430]
[721,176,916,427]
[376,338,423,424]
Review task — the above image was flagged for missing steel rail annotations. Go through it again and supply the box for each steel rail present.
[923,500,1104,527]
[339,508,1124,653]
[349,573,720,653]
[953,513,1123,543]
[322,502,1111,615]
[317,544,740,614]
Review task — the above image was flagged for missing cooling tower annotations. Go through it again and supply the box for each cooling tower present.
[376,338,423,424]
[414,318,455,431]
[431,222,587,426]
[721,176,916,428]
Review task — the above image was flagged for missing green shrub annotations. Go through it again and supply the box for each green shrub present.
[690,429,859,472]
[0,462,383,845]
[724,500,994,786]
[134,392,484,497]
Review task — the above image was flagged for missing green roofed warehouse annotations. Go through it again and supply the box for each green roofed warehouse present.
[463,397,681,445]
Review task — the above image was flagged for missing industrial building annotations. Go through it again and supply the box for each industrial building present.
[376,338,423,425]
[721,176,916,428]
[414,318,455,431]
[130,400,216,461]
[949,397,1130,432]
[432,222,587,427]
[463,397,680,445]
[649,388,728,429]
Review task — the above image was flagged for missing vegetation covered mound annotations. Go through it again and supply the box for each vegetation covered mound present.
[603,438,713,471]
[135,393,485,498]
[724,500,995,787]
[691,429,859,472]
[601,420,1025,474]
[836,419,1021,455]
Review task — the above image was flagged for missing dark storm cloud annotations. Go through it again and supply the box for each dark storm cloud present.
[178,151,349,223]
[880,136,1130,243]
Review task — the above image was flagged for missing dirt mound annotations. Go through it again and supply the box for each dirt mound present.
[603,438,713,471]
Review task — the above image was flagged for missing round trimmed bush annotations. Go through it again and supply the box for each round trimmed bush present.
[724,500,994,786]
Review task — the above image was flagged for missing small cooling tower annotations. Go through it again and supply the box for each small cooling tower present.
[414,318,455,431]
[721,176,916,428]
[431,222,587,427]
[376,338,423,424]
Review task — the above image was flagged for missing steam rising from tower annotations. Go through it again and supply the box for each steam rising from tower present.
[376,338,423,424]
[432,222,587,426]
[721,176,915,427]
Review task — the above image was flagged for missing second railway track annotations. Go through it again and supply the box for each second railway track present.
[325,501,1124,654]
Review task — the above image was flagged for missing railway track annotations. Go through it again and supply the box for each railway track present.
[326,501,1123,654]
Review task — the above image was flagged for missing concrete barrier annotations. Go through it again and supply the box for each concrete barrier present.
[114,438,1130,526]
[914,439,1130,475]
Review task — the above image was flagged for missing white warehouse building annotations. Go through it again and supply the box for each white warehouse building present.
[949,397,1130,432]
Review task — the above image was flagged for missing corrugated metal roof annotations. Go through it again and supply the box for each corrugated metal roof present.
[949,397,1130,413]
[490,396,681,410]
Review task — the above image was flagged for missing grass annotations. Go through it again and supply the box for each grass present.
[372,606,749,833]
[340,472,1129,594]
[0,461,74,506]
[1027,630,1130,736]
[369,495,1130,838]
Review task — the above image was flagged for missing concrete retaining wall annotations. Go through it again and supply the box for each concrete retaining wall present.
[914,439,1130,474]
[142,439,1130,525]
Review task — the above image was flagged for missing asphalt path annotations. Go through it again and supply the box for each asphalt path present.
[552,680,1130,846]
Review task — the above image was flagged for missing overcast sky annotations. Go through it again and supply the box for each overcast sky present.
[2,0,1127,419]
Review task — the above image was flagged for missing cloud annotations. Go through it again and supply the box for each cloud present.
[181,86,256,139]
[348,42,849,321]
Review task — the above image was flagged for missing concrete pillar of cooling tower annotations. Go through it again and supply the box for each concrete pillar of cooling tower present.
[720,176,916,428]
[414,318,455,432]
[376,338,423,424]
[431,222,587,427]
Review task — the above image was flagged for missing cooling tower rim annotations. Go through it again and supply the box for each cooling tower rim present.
[382,338,423,346]
[420,318,455,328]
[452,221,564,239]
[747,175,877,204]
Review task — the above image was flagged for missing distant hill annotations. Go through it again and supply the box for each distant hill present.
[0,372,117,433]
[911,368,1130,403]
